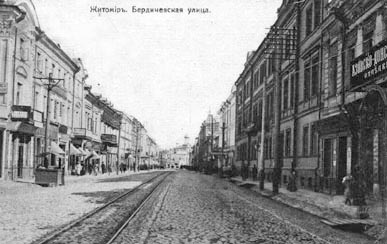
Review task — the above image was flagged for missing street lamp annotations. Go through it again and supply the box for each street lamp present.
[34,73,64,168]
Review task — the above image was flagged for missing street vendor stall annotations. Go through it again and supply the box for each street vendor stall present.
[35,142,65,186]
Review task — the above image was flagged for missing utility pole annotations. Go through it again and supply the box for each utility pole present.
[34,73,64,168]
[219,122,226,175]
[221,122,226,169]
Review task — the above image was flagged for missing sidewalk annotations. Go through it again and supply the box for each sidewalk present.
[229,176,387,238]
[0,169,160,195]
[0,169,165,244]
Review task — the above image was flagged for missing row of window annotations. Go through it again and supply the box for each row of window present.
[237,92,274,136]
[36,51,74,93]
[237,58,275,106]
[236,122,319,160]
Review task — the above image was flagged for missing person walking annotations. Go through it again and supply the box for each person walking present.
[342,174,353,205]
[101,162,106,174]
[76,162,82,176]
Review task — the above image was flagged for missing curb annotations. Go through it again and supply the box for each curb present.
[228,178,355,221]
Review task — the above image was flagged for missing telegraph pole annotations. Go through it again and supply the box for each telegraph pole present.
[34,73,64,168]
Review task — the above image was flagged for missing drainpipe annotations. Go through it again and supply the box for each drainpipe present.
[292,3,301,192]
[316,26,324,192]
[10,28,18,180]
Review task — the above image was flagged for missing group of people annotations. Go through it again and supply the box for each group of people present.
[73,161,114,176]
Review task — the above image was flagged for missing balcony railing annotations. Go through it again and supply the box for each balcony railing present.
[73,128,101,142]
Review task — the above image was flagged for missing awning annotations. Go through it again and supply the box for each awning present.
[51,142,65,156]
[86,150,100,160]
[69,144,82,156]
[78,148,89,156]
[37,141,65,157]
[7,122,37,135]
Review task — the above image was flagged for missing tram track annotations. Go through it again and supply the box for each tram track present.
[106,177,172,244]
[32,171,173,244]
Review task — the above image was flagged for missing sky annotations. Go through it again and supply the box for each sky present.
[32,0,282,149]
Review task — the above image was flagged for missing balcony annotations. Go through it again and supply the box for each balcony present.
[101,133,117,146]
[73,128,101,142]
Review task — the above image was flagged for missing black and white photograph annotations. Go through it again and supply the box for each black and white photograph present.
[0,0,387,243]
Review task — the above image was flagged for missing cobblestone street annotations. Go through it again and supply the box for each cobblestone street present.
[114,171,373,244]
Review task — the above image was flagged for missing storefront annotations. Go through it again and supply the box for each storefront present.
[6,106,38,180]
[347,37,387,197]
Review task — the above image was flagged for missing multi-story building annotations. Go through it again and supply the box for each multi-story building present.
[317,0,387,196]
[217,85,236,169]
[119,112,133,169]
[0,1,39,180]
[234,0,326,192]
[0,0,88,180]
[34,28,82,173]
[167,135,191,169]
[231,0,387,198]
[194,113,219,172]
[0,0,156,181]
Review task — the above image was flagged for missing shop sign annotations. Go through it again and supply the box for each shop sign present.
[59,125,68,134]
[351,39,387,89]
[33,110,43,123]
[11,105,31,121]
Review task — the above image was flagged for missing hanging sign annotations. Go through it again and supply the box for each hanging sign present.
[351,39,387,89]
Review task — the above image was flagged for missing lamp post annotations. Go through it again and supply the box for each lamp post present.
[34,73,64,168]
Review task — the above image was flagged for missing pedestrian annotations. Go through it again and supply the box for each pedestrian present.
[101,162,106,174]
[92,161,98,176]
[76,162,82,176]
[252,164,258,181]
[80,163,85,175]
[287,169,297,192]
[119,162,123,173]
[342,174,353,205]
[241,160,247,181]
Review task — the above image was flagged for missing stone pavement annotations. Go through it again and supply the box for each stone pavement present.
[229,176,387,241]
[0,170,162,244]
[114,171,373,244]
[115,171,333,244]
[229,176,386,222]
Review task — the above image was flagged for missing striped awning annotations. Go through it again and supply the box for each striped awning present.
[69,144,82,156]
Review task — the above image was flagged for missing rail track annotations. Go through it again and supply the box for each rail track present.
[33,171,173,244]
[106,177,172,244]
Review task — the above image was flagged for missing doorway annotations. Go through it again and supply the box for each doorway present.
[17,144,24,178]
[336,137,347,195]
[323,138,333,193]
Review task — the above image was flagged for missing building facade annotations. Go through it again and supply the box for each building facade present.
[217,85,236,169]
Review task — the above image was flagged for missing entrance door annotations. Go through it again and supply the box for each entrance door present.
[17,145,24,178]
[337,137,347,195]
[323,139,332,193]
